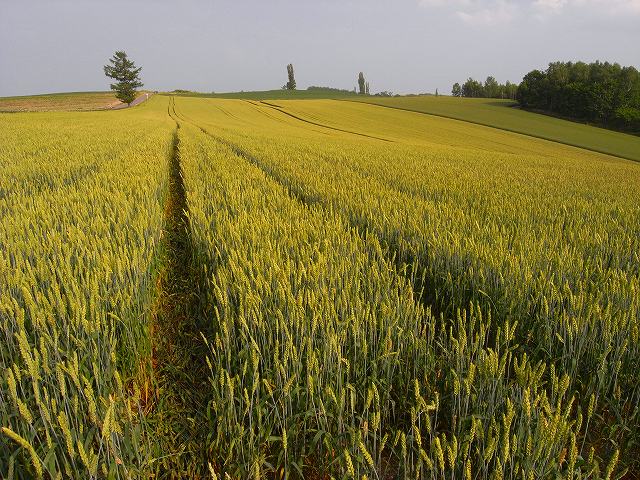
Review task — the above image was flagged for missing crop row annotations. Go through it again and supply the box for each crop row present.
[175,96,639,476]
[177,118,611,478]
[0,103,174,478]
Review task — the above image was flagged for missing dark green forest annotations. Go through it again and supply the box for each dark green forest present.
[452,61,640,133]
[517,61,640,132]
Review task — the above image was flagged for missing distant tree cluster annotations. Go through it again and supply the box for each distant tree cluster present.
[518,61,640,131]
[451,77,518,100]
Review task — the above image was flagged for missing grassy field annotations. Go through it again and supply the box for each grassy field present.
[0,91,137,112]
[350,95,640,162]
[2,95,638,479]
[167,87,356,101]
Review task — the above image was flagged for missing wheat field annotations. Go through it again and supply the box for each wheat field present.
[1,95,638,479]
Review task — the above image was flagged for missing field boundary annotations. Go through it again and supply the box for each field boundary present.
[111,92,153,110]
[0,91,153,113]
[345,99,640,163]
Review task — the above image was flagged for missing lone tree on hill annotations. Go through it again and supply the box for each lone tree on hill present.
[358,72,367,95]
[358,72,366,94]
[285,64,296,90]
[103,51,143,105]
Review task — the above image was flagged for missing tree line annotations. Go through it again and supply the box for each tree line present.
[452,61,640,132]
[451,77,518,100]
[517,61,640,131]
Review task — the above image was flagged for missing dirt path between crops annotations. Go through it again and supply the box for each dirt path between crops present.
[111,92,153,110]
[142,98,213,477]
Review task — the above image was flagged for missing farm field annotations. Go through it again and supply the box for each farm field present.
[351,95,640,162]
[0,91,144,112]
[2,95,639,479]
[0,98,175,477]
[168,87,356,101]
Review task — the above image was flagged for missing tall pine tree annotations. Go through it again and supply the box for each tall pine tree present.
[103,51,143,105]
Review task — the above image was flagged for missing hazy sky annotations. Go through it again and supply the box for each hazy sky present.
[1,0,639,96]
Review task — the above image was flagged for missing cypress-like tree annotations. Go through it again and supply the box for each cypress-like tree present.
[358,72,366,95]
[286,64,296,90]
[103,51,143,105]
[365,82,370,95]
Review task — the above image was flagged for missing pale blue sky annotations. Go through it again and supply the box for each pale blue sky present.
[1,0,639,96]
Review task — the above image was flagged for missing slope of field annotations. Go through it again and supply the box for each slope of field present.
[0,91,139,112]
[350,95,640,162]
